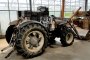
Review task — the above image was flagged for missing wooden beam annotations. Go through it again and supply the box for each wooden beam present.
[61,0,65,20]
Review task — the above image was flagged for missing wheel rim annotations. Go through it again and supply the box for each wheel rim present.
[66,33,73,44]
[24,30,44,53]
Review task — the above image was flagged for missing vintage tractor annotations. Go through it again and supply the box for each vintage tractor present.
[4,6,74,58]
[2,0,76,58]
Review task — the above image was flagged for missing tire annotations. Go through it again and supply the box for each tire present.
[15,23,48,58]
[60,28,74,46]
[5,25,15,44]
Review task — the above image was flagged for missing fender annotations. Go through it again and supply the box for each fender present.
[10,20,20,26]
[7,20,48,43]
[10,20,47,30]
[17,20,48,33]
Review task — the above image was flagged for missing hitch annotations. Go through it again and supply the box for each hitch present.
[1,33,16,58]
[5,47,15,58]
[1,46,15,58]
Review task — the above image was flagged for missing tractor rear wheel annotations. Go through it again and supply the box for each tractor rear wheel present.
[15,23,48,58]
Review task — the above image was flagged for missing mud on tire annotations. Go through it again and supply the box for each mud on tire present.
[15,23,48,58]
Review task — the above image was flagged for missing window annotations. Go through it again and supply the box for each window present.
[9,0,18,10]
[10,11,17,21]
[0,11,9,35]
[49,0,54,5]
[55,6,60,11]
[0,0,8,2]
[55,12,60,17]
[49,11,54,15]
[42,0,48,5]
[49,6,54,11]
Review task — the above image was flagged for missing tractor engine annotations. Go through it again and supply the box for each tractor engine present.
[18,6,49,27]
[37,6,49,27]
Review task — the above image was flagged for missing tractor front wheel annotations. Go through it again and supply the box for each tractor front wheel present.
[60,28,74,46]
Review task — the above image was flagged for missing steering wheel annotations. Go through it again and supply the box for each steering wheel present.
[70,7,81,20]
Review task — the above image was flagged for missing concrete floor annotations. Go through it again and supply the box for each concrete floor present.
[0,28,90,60]
[0,39,90,60]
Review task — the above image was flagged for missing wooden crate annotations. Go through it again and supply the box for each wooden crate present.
[83,19,89,29]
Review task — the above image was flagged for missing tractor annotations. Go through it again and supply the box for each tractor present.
[5,6,74,58]
[2,0,77,58]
